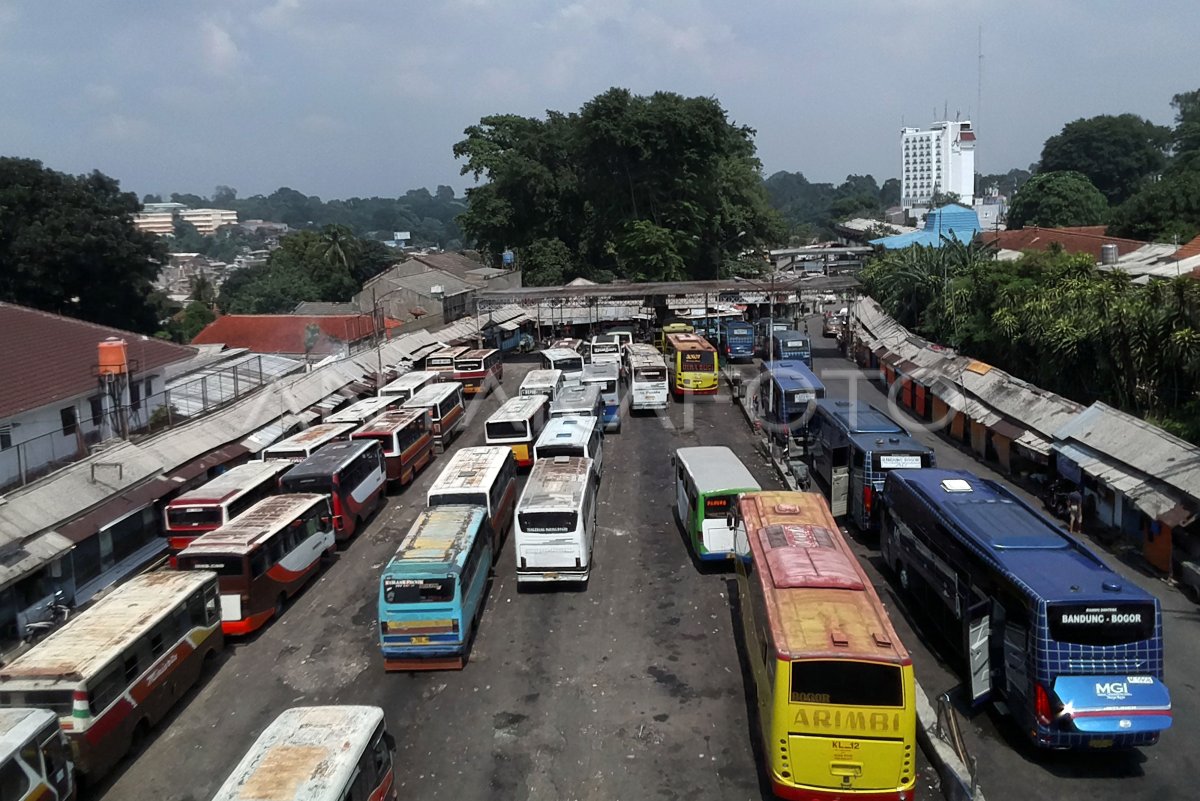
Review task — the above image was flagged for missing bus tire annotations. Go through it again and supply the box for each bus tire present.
[274,594,286,619]
[129,719,150,756]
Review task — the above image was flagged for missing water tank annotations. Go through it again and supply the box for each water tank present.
[97,338,129,376]
[1101,244,1119,265]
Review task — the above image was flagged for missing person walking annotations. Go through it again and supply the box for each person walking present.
[1067,488,1083,534]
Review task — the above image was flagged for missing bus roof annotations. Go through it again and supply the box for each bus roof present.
[379,370,439,394]
[0,571,216,685]
[210,705,385,801]
[455,348,497,362]
[521,369,562,386]
[550,384,602,412]
[351,408,429,438]
[629,353,666,369]
[763,360,824,393]
[536,416,597,448]
[488,394,548,423]
[541,347,580,361]
[884,469,1152,604]
[772,329,810,344]
[429,446,511,493]
[626,343,661,357]
[387,505,486,573]
[428,346,469,360]
[404,382,463,407]
[324,396,399,424]
[179,494,328,557]
[721,320,754,331]
[282,440,379,481]
[740,490,910,664]
[519,456,593,511]
[665,333,715,352]
[675,446,761,494]
[169,460,292,506]
[582,362,619,380]
[0,708,57,759]
[661,322,694,332]
[847,431,932,453]
[266,423,356,452]
[814,399,907,435]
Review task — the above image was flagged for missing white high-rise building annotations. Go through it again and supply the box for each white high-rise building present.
[900,120,976,210]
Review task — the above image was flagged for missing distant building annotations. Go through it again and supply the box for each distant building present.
[134,208,239,236]
[870,204,981,249]
[981,226,1150,262]
[190,314,401,361]
[901,120,976,211]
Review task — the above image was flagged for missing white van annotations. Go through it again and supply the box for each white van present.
[534,416,604,478]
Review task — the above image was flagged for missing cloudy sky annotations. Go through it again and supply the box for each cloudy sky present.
[1,1,1193,201]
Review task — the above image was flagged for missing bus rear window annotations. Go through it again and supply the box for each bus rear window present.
[354,432,396,455]
[681,353,715,372]
[873,453,931,471]
[0,690,74,717]
[555,357,583,372]
[519,511,577,533]
[486,421,529,440]
[383,577,455,604]
[704,494,735,519]
[428,491,487,508]
[1048,603,1156,645]
[456,360,482,372]
[537,445,584,460]
[177,555,246,577]
[635,368,666,382]
[166,506,224,528]
[790,660,904,707]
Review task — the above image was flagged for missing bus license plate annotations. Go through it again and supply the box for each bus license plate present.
[1088,739,1113,749]
[410,636,430,645]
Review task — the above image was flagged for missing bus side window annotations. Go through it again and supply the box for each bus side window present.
[204,586,220,625]
[250,548,269,578]
[267,534,285,566]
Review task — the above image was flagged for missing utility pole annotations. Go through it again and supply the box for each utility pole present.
[372,287,383,393]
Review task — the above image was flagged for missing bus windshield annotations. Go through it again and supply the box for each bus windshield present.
[554,357,583,372]
[1047,602,1156,646]
[681,353,715,372]
[176,555,246,577]
[790,660,904,706]
[354,432,397,456]
[428,491,488,508]
[166,507,223,528]
[634,366,666,382]
[519,511,577,533]
[486,421,529,440]
[382,577,455,604]
[0,690,74,717]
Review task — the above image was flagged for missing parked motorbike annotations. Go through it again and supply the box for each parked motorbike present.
[1038,478,1075,520]
[22,590,71,645]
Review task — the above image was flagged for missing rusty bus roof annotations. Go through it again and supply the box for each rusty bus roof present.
[0,708,58,761]
[519,456,593,512]
[455,348,497,362]
[388,506,486,571]
[0,571,217,686]
[428,446,512,496]
[178,494,327,558]
[264,423,356,453]
[210,706,385,801]
[378,370,439,396]
[324,395,402,425]
[168,460,292,506]
[739,490,910,665]
[520,369,563,389]
[488,394,548,424]
[665,333,715,352]
[427,346,469,361]
[403,382,463,408]
[351,408,428,438]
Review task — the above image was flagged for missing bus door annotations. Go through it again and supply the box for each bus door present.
[825,436,851,517]
[965,595,993,704]
[673,456,696,534]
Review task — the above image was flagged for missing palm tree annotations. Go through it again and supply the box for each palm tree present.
[319,225,358,273]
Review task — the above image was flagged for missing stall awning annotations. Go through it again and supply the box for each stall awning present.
[989,419,1027,441]
[56,478,176,544]
[1055,442,1180,520]
[0,532,74,593]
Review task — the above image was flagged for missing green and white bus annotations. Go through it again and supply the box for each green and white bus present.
[671,446,761,561]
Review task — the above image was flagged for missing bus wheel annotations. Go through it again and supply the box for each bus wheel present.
[274,594,286,619]
[129,720,150,755]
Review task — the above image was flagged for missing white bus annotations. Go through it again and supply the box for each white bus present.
[549,384,604,421]
[162,459,291,558]
[402,382,465,452]
[0,572,223,781]
[588,334,622,371]
[261,422,355,463]
[425,345,469,374]
[427,446,519,556]
[0,708,74,801]
[534,416,604,478]
[324,395,404,426]
[628,352,669,412]
[378,370,440,402]
[211,706,397,801]
[519,369,564,401]
[515,455,598,586]
[540,348,584,386]
[622,341,660,373]
[672,446,761,561]
[484,395,549,468]
[582,362,622,433]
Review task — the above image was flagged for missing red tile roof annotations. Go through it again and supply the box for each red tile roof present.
[190,314,401,356]
[0,303,196,419]
[1173,234,1200,263]
[980,226,1148,261]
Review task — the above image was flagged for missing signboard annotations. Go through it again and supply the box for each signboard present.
[878,454,924,469]
[666,294,709,309]
[502,249,515,265]
[394,231,411,241]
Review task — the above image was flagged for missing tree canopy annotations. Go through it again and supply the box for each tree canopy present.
[1006,171,1109,229]
[1039,114,1170,205]
[0,157,166,332]
[453,87,784,284]
[764,171,899,242]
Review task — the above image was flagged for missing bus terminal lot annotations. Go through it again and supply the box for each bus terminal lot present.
[96,345,1193,801]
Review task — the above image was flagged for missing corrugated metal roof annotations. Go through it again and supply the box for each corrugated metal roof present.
[1055,442,1179,519]
[870,204,981,249]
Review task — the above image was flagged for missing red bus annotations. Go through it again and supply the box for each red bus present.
[279,440,386,541]
[177,494,336,635]
[350,408,436,488]
[425,346,469,375]
[453,348,503,397]
[162,460,291,561]
[403,382,466,453]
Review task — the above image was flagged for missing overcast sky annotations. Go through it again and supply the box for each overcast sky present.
[1,1,1193,201]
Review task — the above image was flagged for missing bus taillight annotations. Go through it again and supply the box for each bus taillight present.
[331,493,344,529]
[863,485,873,518]
[1035,682,1053,725]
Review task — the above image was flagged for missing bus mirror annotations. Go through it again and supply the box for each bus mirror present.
[726,511,736,530]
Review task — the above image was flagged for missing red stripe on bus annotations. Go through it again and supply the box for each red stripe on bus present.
[222,606,277,636]
[127,639,197,706]
[369,768,395,801]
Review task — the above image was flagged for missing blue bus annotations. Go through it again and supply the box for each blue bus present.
[754,319,788,357]
[803,399,933,530]
[770,330,812,368]
[880,469,1171,750]
[581,362,621,433]
[717,320,755,362]
[378,505,494,671]
[760,360,824,445]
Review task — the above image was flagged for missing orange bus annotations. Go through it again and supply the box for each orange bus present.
[453,348,503,397]
[730,490,917,801]
[425,346,469,375]
[351,408,436,487]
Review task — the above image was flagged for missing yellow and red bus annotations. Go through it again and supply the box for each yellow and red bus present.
[425,345,469,375]
[351,408,435,488]
[453,348,503,397]
[403,382,466,453]
[0,572,223,781]
[162,459,291,561]
[664,332,719,397]
[731,490,917,801]
[177,494,335,635]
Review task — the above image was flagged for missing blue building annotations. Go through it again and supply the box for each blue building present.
[870,203,981,250]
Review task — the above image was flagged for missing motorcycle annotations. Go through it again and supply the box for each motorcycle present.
[22,590,71,645]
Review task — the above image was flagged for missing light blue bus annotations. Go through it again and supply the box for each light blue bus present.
[378,505,494,671]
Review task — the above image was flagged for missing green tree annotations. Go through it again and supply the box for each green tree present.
[520,237,573,286]
[1006,171,1109,229]
[0,158,167,332]
[1170,89,1200,171]
[1039,114,1171,204]
[212,185,237,206]
[189,271,216,305]
[217,230,358,314]
[172,301,216,342]
[976,168,1032,198]
[1107,168,1200,242]
[879,178,901,207]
